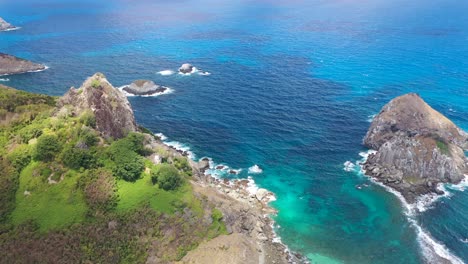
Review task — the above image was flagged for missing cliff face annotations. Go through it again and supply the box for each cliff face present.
[363,93,468,202]
[57,73,137,139]
[0,53,46,76]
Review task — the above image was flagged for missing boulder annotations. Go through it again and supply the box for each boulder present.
[121,80,168,96]
[178,63,194,74]
[255,188,269,202]
[0,53,46,76]
[198,158,210,171]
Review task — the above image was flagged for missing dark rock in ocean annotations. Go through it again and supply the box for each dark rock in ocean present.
[179,63,194,74]
[122,80,169,96]
[198,158,210,172]
[0,17,16,31]
[0,53,46,76]
[363,93,468,202]
[57,73,138,139]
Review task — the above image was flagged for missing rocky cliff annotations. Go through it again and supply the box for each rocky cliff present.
[0,53,47,76]
[57,73,137,139]
[363,93,468,202]
[0,17,16,31]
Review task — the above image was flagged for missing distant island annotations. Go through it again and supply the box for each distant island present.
[0,53,47,76]
[0,73,302,263]
[363,93,468,203]
[0,17,17,31]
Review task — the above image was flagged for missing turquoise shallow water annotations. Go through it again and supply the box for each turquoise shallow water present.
[1,0,468,263]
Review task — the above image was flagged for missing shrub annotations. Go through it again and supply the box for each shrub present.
[79,128,99,147]
[61,146,96,170]
[152,164,183,191]
[7,145,31,172]
[79,111,96,128]
[112,154,144,182]
[33,134,61,161]
[17,125,43,143]
[173,157,192,177]
[81,169,118,213]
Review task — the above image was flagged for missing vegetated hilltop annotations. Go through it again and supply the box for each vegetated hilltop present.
[0,74,297,264]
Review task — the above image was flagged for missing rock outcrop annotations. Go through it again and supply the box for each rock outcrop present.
[363,93,468,202]
[0,17,16,31]
[179,63,194,74]
[57,73,137,139]
[121,80,169,96]
[0,53,46,76]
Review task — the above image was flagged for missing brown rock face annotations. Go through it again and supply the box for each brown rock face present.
[0,53,46,76]
[57,73,137,139]
[363,93,468,202]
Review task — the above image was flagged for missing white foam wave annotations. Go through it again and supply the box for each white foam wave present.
[163,141,195,160]
[0,78,9,82]
[2,26,21,32]
[154,133,167,141]
[118,86,174,97]
[343,161,356,172]
[178,66,199,76]
[157,70,175,76]
[367,114,376,122]
[357,150,465,264]
[248,164,263,174]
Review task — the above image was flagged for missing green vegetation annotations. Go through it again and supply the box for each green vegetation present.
[436,140,450,155]
[152,163,184,191]
[33,134,61,161]
[0,85,228,262]
[91,79,101,88]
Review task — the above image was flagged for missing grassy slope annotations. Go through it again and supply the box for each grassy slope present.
[0,84,228,262]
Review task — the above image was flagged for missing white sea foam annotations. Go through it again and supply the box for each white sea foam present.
[118,86,174,97]
[157,70,175,76]
[367,114,376,123]
[343,161,355,172]
[2,26,21,32]
[356,150,465,264]
[0,78,9,82]
[164,140,195,160]
[248,164,263,174]
[178,66,199,76]
[198,71,211,76]
[154,133,167,141]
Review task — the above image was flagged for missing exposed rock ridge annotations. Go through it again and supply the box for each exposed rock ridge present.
[0,53,46,76]
[363,93,468,202]
[56,73,137,139]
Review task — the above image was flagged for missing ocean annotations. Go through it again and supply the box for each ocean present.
[1,0,468,263]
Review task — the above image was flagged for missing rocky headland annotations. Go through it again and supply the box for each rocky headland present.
[0,53,47,76]
[0,17,17,31]
[121,79,170,96]
[363,93,468,203]
[51,73,303,263]
[56,73,138,139]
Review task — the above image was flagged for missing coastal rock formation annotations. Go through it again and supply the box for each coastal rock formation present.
[179,63,194,74]
[57,73,137,139]
[121,79,169,96]
[363,93,468,202]
[0,17,16,31]
[0,53,46,76]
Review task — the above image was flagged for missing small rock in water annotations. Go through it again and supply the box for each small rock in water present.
[179,63,194,74]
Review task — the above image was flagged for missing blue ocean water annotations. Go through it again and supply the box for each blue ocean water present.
[1,0,468,263]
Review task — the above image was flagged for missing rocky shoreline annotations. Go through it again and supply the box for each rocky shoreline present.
[0,53,47,76]
[363,93,468,203]
[145,135,306,263]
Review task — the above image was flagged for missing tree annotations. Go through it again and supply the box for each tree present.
[152,164,183,191]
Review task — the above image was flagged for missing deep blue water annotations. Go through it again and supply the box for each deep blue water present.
[2,0,468,263]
